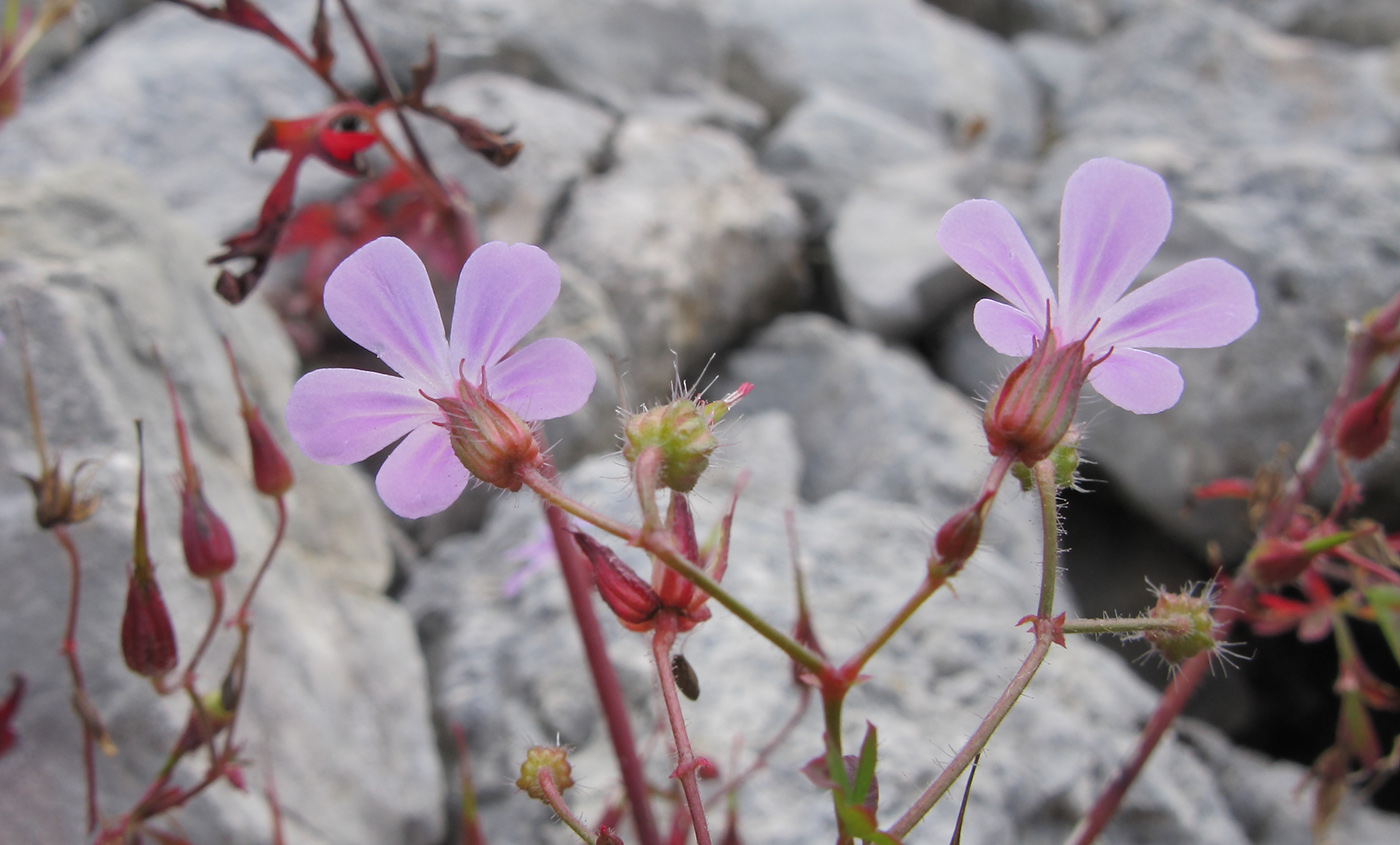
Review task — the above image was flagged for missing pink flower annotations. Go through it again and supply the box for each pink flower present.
[937,157,1258,414]
[286,237,596,518]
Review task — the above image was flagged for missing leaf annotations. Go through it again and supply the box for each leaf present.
[834,802,903,845]
[850,722,879,813]
[1364,585,1400,669]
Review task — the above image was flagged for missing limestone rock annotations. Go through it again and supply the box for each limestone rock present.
[0,162,443,845]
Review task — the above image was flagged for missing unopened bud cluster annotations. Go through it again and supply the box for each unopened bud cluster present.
[623,384,751,493]
[516,745,574,801]
[1142,587,1219,666]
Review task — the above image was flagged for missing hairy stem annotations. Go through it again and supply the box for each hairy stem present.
[520,466,826,677]
[539,492,662,845]
[652,619,712,845]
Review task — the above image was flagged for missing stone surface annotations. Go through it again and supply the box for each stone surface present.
[546,116,807,403]
[706,0,1044,158]
[0,2,374,240]
[0,163,443,845]
[759,86,945,231]
[1224,0,1400,46]
[828,156,994,337]
[422,72,616,246]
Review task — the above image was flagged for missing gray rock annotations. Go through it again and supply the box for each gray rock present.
[421,72,616,246]
[929,0,1115,38]
[0,1,378,240]
[0,163,442,845]
[1059,0,1400,154]
[1224,0,1400,46]
[405,400,1400,844]
[546,117,807,403]
[706,0,1044,157]
[759,87,946,231]
[828,156,993,337]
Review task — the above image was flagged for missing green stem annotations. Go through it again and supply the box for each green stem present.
[1034,460,1060,620]
[885,459,1063,839]
[1061,616,1191,637]
[519,466,826,676]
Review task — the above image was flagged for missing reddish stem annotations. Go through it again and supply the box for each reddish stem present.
[53,525,105,832]
[651,617,712,845]
[540,493,662,845]
[1065,575,1254,845]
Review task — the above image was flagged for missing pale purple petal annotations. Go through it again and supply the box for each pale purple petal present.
[1057,159,1173,338]
[973,299,1042,357]
[1087,348,1184,414]
[286,368,441,464]
[486,337,598,421]
[937,199,1055,321]
[1092,258,1258,351]
[450,242,561,377]
[374,423,470,518]
[323,237,453,396]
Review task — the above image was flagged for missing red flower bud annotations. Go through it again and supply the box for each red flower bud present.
[572,531,660,630]
[243,406,295,497]
[984,333,1100,466]
[1336,383,1394,461]
[933,500,986,574]
[433,369,543,491]
[224,338,294,497]
[1245,537,1316,587]
[653,492,700,609]
[181,487,237,579]
[121,567,178,679]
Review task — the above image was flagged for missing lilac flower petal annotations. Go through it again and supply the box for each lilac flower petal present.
[286,368,441,464]
[1093,258,1258,351]
[1088,348,1184,414]
[323,237,453,396]
[1057,159,1173,338]
[450,242,561,378]
[937,199,1055,322]
[486,337,598,421]
[375,423,470,518]
[973,299,1041,357]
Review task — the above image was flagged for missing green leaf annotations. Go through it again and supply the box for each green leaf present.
[851,721,879,811]
[1363,585,1400,668]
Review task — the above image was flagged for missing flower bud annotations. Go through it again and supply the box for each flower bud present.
[243,406,294,497]
[1142,587,1217,666]
[984,334,1097,466]
[1244,537,1316,587]
[623,384,752,493]
[933,502,985,575]
[433,372,542,491]
[572,531,660,630]
[1336,383,1394,461]
[181,487,237,579]
[121,568,178,679]
[224,339,294,497]
[597,827,625,845]
[516,745,574,801]
[653,492,700,608]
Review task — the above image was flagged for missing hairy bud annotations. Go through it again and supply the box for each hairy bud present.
[1142,587,1218,666]
[516,745,574,801]
[984,334,1100,466]
[433,370,542,491]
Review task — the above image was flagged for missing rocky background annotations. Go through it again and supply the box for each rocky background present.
[2,0,1400,843]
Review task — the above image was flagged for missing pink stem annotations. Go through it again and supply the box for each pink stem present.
[651,618,712,845]
[541,499,662,845]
